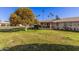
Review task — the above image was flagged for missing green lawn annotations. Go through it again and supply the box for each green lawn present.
[0,30,79,50]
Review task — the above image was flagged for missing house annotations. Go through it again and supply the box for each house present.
[40,20,54,29]
[0,21,10,26]
[1,17,79,31]
[40,17,79,31]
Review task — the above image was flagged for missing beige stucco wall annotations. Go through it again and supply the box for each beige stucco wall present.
[40,21,79,30]
[53,22,79,30]
[53,23,64,29]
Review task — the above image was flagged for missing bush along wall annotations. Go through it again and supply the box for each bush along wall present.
[0,27,25,32]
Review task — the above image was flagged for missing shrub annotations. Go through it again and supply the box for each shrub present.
[0,27,25,32]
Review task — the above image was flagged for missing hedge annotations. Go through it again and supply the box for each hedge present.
[0,26,25,32]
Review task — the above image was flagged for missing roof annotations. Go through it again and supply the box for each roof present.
[40,17,79,23]
[40,19,54,22]
[53,17,79,23]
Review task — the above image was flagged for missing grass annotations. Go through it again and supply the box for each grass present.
[0,30,79,50]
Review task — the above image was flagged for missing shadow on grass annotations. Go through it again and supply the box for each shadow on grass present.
[2,44,79,51]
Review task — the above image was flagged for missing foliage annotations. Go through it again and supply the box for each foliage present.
[0,27,25,32]
[10,7,39,26]
[55,15,61,20]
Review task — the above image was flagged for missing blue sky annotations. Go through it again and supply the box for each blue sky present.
[0,7,79,21]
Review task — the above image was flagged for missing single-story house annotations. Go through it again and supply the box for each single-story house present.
[0,21,10,26]
[40,20,53,29]
[1,17,79,31]
[40,17,79,31]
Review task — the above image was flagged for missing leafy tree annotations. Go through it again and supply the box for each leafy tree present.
[55,15,61,20]
[9,7,39,26]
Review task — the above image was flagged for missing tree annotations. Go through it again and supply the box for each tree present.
[55,15,61,20]
[9,7,39,26]
[47,12,54,20]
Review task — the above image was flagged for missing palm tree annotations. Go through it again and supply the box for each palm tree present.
[55,15,61,20]
[42,9,45,20]
[47,12,54,20]
[36,8,54,21]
